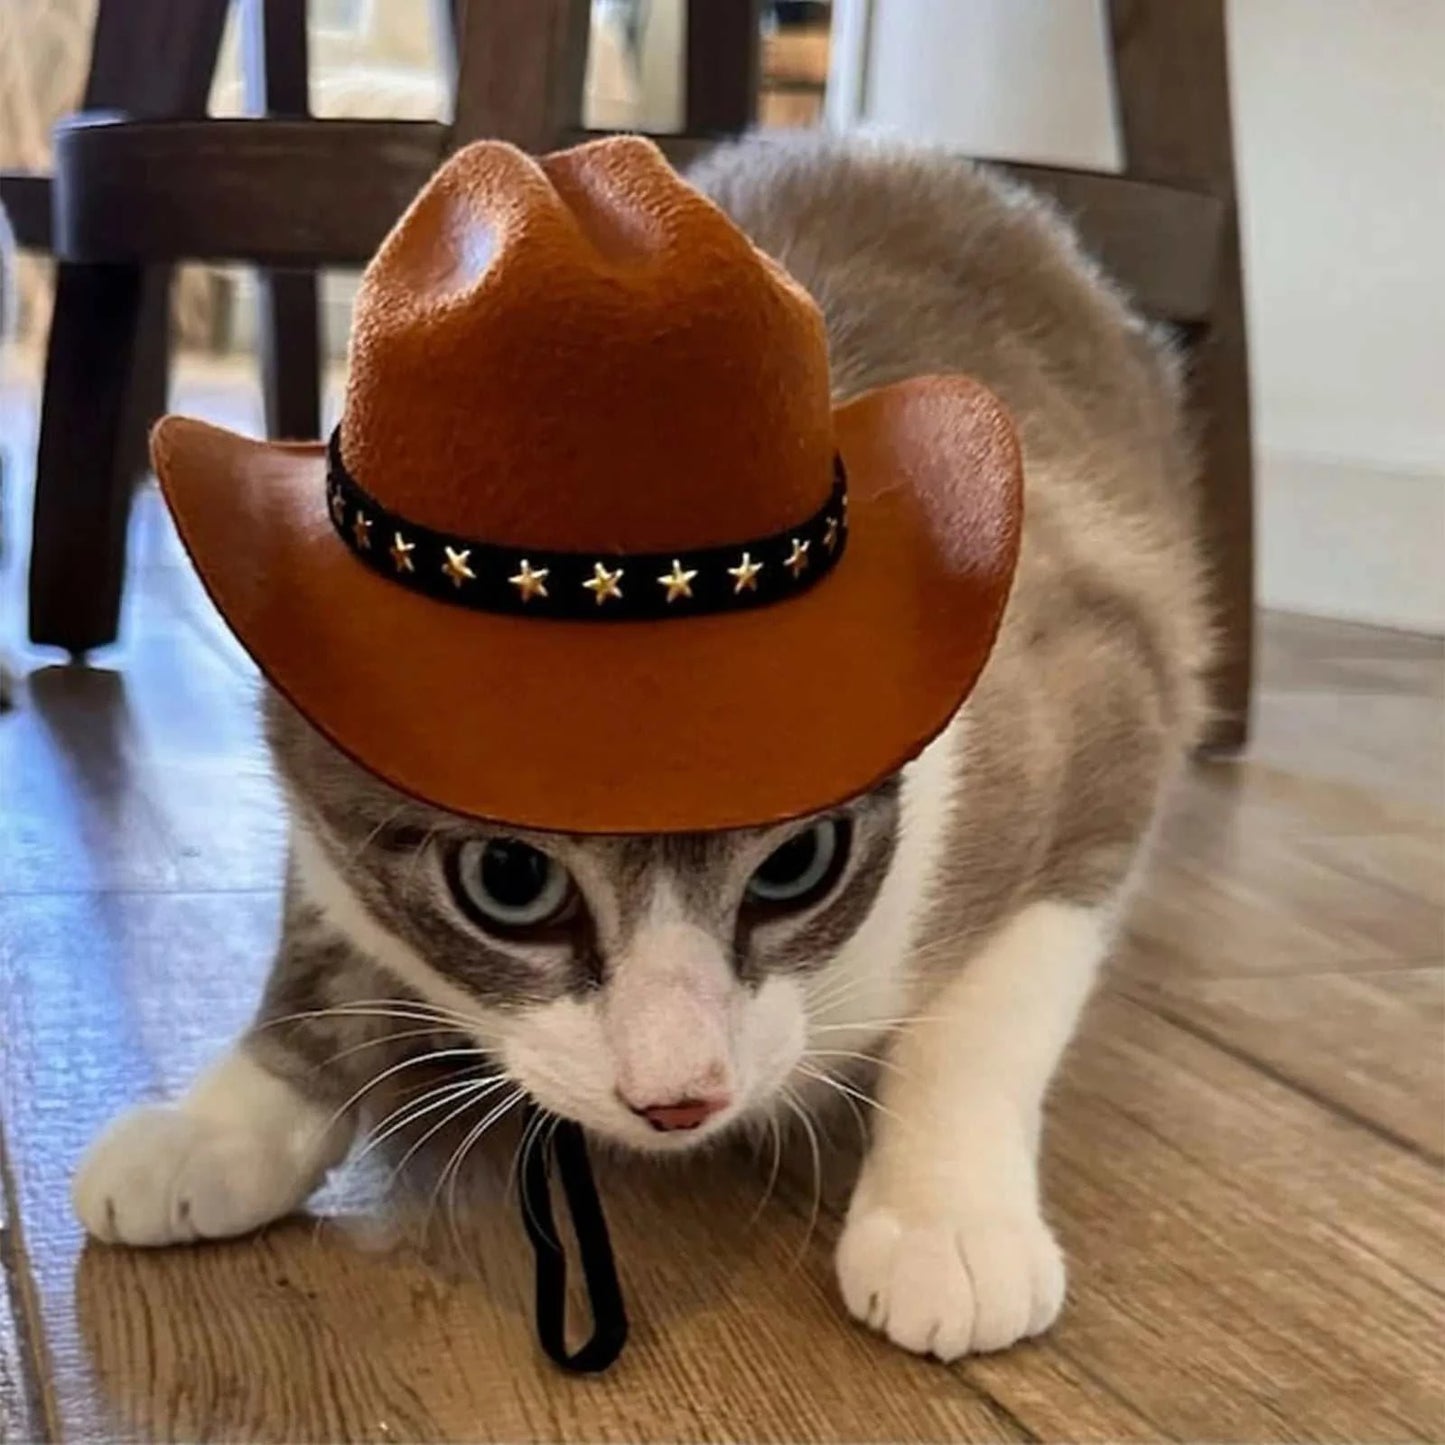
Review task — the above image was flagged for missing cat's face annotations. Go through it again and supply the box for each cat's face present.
[270,699,947,1153]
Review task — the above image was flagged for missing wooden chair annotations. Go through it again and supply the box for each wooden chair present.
[8,0,757,658]
[994,1,1254,750]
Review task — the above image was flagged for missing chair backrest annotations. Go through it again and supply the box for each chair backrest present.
[447,0,593,150]
[82,0,230,115]
[444,0,762,154]
[241,0,311,119]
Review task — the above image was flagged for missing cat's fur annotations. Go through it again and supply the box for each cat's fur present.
[73,133,1209,1359]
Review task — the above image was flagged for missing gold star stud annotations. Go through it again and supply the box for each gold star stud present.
[442,546,475,588]
[784,537,811,578]
[583,561,624,605]
[728,551,764,594]
[389,531,415,573]
[509,559,550,602]
[657,559,698,603]
[352,512,373,550]
[328,488,346,527]
[822,515,840,553]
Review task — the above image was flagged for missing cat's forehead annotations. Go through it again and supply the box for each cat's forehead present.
[269,690,897,897]
[555,829,762,902]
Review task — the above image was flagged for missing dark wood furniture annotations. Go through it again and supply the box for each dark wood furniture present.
[1109,0,1253,752]
[1016,2,1253,748]
[10,0,757,658]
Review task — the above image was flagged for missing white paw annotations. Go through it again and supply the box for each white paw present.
[73,1103,328,1247]
[836,1203,1065,1360]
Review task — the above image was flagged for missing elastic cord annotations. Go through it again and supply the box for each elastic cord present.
[518,1105,628,1373]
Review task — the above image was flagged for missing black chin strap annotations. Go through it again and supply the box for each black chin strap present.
[518,1104,628,1373]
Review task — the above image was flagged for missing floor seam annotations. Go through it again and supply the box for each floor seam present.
[0,1119,59,1442]
[1127,991,1445,1168]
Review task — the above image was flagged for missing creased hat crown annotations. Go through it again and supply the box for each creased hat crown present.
[337,136,837,554]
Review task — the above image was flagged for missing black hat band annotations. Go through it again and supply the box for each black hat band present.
[326,429,848,622]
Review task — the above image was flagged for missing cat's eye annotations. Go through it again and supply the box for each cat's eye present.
[745,819,849,909]
[447,839,574,932]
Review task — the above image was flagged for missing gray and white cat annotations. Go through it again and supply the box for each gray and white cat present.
[73,134,1209,1360]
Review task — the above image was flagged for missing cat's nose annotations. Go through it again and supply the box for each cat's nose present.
[626,1095,730,1132]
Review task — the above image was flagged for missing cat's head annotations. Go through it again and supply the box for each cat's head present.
[268,696,950,1153]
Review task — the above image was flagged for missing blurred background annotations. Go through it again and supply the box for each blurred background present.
[3,0,1441,640]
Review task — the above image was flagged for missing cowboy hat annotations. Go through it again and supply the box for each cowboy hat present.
[152,135,1021,834]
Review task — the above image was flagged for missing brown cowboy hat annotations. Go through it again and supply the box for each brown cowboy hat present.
[152,136,1022,834]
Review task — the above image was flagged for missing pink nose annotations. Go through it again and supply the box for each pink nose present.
[629,1096,730,1132]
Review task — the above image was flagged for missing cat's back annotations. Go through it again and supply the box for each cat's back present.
[690,131,1188,499]
[690,131,1210,740]
[692,133,1212,927]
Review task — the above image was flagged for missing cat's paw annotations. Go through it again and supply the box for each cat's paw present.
[73,1103,325,1247]
[835,1202,1065,1360]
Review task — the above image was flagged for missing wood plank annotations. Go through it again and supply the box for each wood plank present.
[760,986,1445,1441]
[1250,614,1444,812]
[1037,996,1445,1440]
[51,119,449,266]
[1128,966,1445,1158]
[1299,831,1445,913]
[1119,836,1445,980]
[0,622,285,897]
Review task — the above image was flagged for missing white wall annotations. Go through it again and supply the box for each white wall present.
[831,0,1445,633]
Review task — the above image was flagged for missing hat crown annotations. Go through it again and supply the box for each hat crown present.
[338,137,836,553]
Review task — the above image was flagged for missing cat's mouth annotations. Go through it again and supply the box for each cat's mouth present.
[512,1076,757,1156]
[565,1096,744,1155]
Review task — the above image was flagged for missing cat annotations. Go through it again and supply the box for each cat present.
[72,132,1209,1360]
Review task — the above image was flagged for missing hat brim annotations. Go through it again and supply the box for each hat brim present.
[152,375,1020,834]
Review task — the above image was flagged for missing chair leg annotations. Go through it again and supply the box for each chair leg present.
[257,268,322,440]
[120,265,173,490]
[1190,252,1254,756]
[1107,0,1254,752]
[28,262,164,653]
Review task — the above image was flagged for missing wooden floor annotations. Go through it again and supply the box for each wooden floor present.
[1,359,1442,1441]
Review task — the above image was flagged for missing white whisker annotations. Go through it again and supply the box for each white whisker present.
[256,999,480,1035]
[320,1046,497,1145]
[748,1111,785,1227]
[382,1078,511,1191]
[347,802,415,867]
[425,1086,527,1244]
[506,1106,552,1229]
[320,1025,472,1072]
[403,825,442,900]
[353,1073,509,1175]
[807,1015,949,1035]
[804,1046,907,1079]
[796,1064,907,1131]
[509,1110,562,1256]
[780,1085,822,1268]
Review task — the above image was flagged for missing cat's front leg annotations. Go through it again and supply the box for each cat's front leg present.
[72,879,370,1247]
[835,898,1105,1359]
[72,1044,355,1246]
